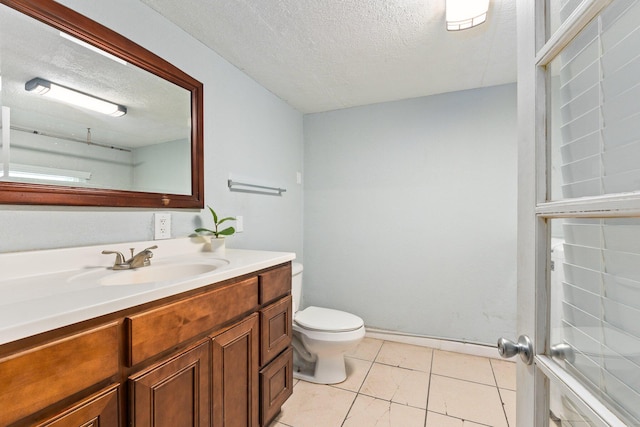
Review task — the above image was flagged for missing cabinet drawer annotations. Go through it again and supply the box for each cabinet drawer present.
[259,263,291,304]
[127,276,259,366]
[35,384,120,427]
[260,295,292,366]
[259,347,293,427]
[0,322,119,426]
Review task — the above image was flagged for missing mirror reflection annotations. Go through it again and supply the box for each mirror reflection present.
[0,2,192,195]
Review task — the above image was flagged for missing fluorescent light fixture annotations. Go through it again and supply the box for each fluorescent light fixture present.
[25,77,127,117]
[446,0,489,31]
[59,32,128,66]
[0,163,91,183]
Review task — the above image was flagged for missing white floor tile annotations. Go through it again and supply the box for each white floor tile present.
[276,341,512,427]
[346,337,384,361]
[360,362,430,409]
[376,341,433,372]
[432,349,496,386]
[425,411,487,426]
[491,358,517,390]
[428,374,508,427]
[277,380,356,427]
[344,394,426,427]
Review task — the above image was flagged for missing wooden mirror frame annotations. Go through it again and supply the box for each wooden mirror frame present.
[0,0,204,208]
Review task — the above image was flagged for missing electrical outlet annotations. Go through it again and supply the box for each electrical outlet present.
[154,213,171,239]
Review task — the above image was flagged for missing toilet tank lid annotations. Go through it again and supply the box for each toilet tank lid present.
[292,262,303,275]
[295,306,364,332]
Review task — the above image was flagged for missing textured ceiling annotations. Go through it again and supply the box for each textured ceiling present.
[139,0,517,113]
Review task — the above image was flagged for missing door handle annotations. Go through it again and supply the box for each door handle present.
[497,335,534,365]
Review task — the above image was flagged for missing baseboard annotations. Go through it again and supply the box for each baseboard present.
[365,327,504,360]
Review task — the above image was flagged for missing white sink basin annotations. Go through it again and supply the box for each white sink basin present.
[68,259,229,286]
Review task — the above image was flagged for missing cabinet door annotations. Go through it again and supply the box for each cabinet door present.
[259,295,292,366]
[129,340,210,427]
[259,348,293,427]
[35,384,120,427]
[211,314,259,427]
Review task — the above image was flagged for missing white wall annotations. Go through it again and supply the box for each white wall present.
[303,84,517,345]
[8,129,133,190]
[0,0,304,258]
[133,139,191,194]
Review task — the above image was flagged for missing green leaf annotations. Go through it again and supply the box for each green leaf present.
[194,228,214,234]
[218,226,235,236]
[207,205,218,224]
[217,216,236,225]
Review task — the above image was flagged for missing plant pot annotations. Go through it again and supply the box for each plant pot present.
[203,236,226,254]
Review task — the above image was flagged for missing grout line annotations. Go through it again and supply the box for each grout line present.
[490,359,512,427]
[288,339,510,427]
[339,340,385,426]
[424,347,435,427]
[429,372,502,389]
[427,410,497,427]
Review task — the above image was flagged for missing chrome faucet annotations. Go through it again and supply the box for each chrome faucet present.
[102,245,158,270]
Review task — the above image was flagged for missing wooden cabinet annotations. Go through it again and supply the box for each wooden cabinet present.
[0,322,119,426]
[258,295,293,426]
[130,340,210,427]
[259,295,292,366]
[35,385,120,427]
[0,262,293,427]
[211,314,259,427]
[260,348,293,426]
[126,277,259,366]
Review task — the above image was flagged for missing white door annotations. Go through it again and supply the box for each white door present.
[514,0,640,425]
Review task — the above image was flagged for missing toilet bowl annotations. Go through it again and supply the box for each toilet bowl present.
[291,263,365,384]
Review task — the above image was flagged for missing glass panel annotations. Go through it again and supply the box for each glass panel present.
[549,218,640,425]
[550,383,598,426]
[547,0,585,40]
[549,1,640,201]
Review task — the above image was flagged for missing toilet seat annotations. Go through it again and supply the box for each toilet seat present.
[294,306,364,332]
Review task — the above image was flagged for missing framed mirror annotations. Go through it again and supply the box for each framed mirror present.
[0,0,204,208]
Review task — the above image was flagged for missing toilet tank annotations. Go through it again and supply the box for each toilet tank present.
[291,262,303,313]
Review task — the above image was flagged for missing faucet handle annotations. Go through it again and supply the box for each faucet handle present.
[102,250,126,266]
[140,245,158,266]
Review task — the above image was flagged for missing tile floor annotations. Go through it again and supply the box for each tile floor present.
[269,338,516,427]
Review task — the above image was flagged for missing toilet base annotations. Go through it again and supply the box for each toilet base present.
[293,353,347,384]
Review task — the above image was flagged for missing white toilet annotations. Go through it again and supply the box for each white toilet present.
[291,262,365,384]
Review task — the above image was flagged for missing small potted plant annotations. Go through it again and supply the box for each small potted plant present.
[195,205,236,253]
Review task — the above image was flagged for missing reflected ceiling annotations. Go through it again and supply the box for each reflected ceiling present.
[0,4,190,148]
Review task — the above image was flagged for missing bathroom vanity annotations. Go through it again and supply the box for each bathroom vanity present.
[0,239,295,426]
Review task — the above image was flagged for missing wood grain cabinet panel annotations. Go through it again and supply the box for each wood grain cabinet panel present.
[127,277,259,366]
[259,348,293,427]
[35,384,120,427]
[259,296,292,366]
[258,264,291,305]
[129,340,210,427]
[211,314,259,427]
[0,322,119,426]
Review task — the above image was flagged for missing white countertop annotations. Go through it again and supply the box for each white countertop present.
[0,238,295,345]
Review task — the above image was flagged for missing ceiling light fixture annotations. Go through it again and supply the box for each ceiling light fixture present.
[25,77,127,117]
[446,0,489,31]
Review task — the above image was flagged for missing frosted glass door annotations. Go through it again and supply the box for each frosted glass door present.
[518,0,640,425]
